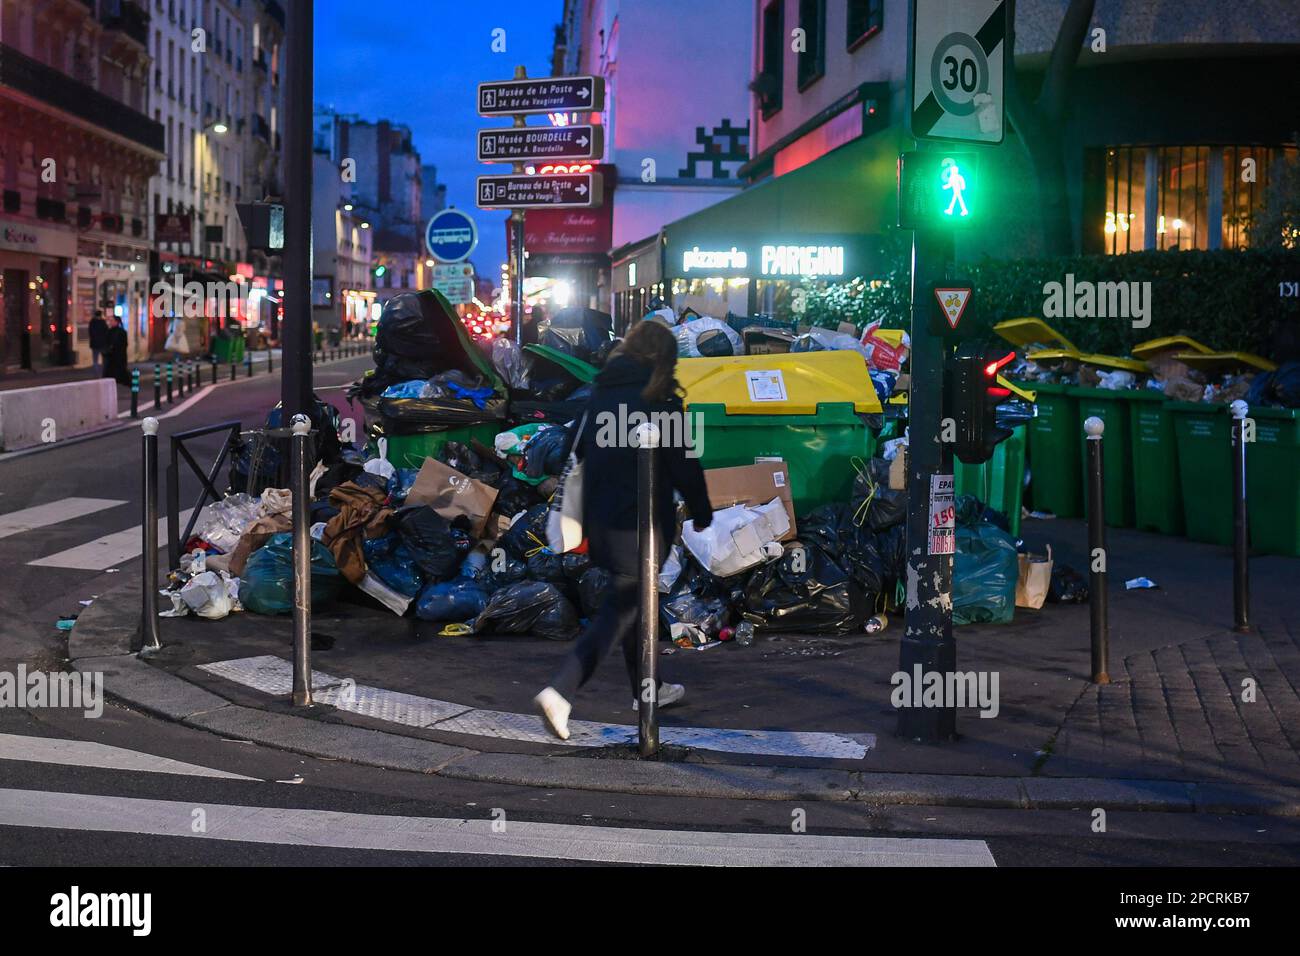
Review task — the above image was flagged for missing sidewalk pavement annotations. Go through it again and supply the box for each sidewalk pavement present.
[66,515,1300,813]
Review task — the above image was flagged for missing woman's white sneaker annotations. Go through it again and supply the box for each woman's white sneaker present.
[632,682,686,710]
[534,687,572,740]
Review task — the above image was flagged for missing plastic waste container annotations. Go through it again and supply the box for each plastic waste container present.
[1169,401,1233,547]
[679,351,881,515]
[1245,406,1300,557]
[381,423,503,470]
[1072,385,1136,528]
[1128,391,1183,535]
[1019,381,1082,518]
[212,332,244,364]
[953,425,1026,537]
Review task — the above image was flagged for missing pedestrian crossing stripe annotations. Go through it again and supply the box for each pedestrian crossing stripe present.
[0,498,126,540]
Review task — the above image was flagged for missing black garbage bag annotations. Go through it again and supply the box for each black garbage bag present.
[873,522,907,586]
[561,552,591,582]
[849,459,906,532]
[591,338,621,368]
[499,503,550,559]
[660,580,731,640]
[315,460,365,500]
[486,552,529,590]
[1246,360,1300,408]
[375,292,441,362]
[523,423,572,479]
[377,392,505,436]
[395,505,471,581]
[800,504,885,597]
[370,290,506,399]
[741,540,858,635]
[473,581,579,641]
[526,550,575,602]
[577,565,611,617]
[493,476,544,521]
[540,307,614,363]
[439,441,504,487]
[415,577,490,622]
[1047,563,1089,604]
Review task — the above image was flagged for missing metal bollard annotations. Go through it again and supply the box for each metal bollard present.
[290,414,313,706]
[178,360,186,398]
[140,417,163,654]
[189,361,197,391]
[130,368,139,418]
[635,421,661,756]
[1231,400,1251,632]
[245,350,253,378]
[166,361,173,404]
[153,363,161,409]
[230,361,236,382]
[1084,416,1109,684]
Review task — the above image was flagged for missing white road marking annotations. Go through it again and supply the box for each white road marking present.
[199,655,876,760]
[0,498,127,540]
[28,508,197,570]
[0,788,994,866]
[0,734,257,780]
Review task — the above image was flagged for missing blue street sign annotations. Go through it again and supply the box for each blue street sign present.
[424,208,478,263]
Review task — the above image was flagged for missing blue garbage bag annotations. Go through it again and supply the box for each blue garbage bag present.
[386,467,421,505]
[952,496,1018,625]
[239,533,340,614]
[415,577,490,622]
[381,379,429,398]
[363,536,424,598]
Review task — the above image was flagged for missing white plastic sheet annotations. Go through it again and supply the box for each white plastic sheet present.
[681,498,789,577]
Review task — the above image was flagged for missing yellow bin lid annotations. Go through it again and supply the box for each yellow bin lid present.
[993,317,1079,353]
[1079,353,1149,374]
[1172,351,1277,375]
[1132,336,1215,359]
[678,350,882,415]
[1023,347,1082,368]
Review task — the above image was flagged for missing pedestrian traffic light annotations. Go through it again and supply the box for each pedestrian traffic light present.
[947,341,1016,464]
[373,264,387,279]
[235,202,285,253]
[897,151,979,229]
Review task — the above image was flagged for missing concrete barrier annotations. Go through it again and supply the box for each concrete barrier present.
[0,378,118,451]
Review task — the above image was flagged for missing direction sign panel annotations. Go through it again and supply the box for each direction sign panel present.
[424,208,478,262]
[477,125,603,163]
[908,0,1006,144]
[431,262,474,305]
[476,173,603,210]
[477,76,605,116]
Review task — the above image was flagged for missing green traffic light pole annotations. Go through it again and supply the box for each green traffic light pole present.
[897,221,959,744]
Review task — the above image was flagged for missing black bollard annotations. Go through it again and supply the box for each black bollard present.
[153,363,161,409]
[1231,400,1251,632]
[211,356,218,385]
[130,369,139,418]
[230,362,236,382]
[245,350,253,378]
[140,417,163,654]
[1084,416,1109,684]
[266,347,273,373]
[636,420,661,756]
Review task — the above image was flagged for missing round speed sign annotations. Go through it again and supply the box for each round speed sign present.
[929,32,990,117]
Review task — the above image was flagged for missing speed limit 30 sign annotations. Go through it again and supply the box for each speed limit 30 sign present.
[908,0,1007,144]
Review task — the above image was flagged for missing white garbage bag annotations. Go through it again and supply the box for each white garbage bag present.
[179,570,235,620]
[681,498,789,577]
[195,493,262,554]
[363,437,396,481]
[675,317,743,358]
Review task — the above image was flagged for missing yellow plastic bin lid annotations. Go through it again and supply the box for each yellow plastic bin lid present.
[1132,336,1215,359]
[1078,353,1149,374]
[1022,347,1082,368]
[993,317,1079,353]
[1172,351,1277,375]
[677,350,882,415]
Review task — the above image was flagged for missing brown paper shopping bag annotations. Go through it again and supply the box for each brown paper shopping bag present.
[1016,545,1053,609]
[404,458,500,538]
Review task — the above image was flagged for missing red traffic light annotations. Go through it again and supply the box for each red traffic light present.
[983,351,1016,378]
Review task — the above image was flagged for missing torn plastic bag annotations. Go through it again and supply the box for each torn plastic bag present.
[741,540,858,635]
[500,503,551,559]
[658,544,684,593]
[791,328,873,360]
[472,581,579,641]
[952,506,1019,626]
[523,422,572,479]
[681,499,789,577]
[238,533,340,615]
[196,493,262,554]
[675,317,743,358]
[394,505,471,581]
[577,565,611,617]
[382,379,427,399]
[415,576,490,622]
[386,467,421,506]
[179,570,238,620]
[363,536,424,598]
[660,580,731,640]
[492,337,531,389]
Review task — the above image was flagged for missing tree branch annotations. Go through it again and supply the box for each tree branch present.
[1038,0,1097,121]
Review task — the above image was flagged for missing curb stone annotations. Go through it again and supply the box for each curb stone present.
[75,583,1300,815]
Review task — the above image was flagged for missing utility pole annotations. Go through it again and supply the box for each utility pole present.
[281,0,314,418]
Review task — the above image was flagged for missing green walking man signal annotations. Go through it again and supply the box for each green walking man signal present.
[897,151,979,229]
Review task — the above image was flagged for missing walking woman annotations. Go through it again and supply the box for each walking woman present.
[535,320,713,740]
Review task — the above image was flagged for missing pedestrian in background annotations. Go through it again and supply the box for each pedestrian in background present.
[102,314,130,386]
[521,304,543,347]
[534,320,714,740]
[88,310,108,374]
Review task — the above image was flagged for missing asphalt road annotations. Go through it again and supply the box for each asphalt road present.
[1,357,1298,870]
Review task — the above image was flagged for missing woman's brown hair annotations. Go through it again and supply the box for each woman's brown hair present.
[614,319,683,402]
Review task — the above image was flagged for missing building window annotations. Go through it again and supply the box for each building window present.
[755,1,784,118]
[847,0,883,50]
[796,0,826,90]
[1097,144,1297,254]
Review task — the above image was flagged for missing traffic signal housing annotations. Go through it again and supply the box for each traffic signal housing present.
[898,151,979,229]
[947,342,1016,464]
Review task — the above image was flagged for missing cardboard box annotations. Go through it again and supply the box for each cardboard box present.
[702,461,796,541]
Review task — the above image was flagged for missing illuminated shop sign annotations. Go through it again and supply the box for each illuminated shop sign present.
[681,246,748,273]
[759,244,845,277]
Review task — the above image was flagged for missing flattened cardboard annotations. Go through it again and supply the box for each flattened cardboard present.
[702,461,796,541]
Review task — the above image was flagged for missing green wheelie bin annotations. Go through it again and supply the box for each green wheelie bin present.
[1169,401,1233,546]
[1245,406,1300,557]
[1128,392,1183,535]
[1020,381,1082,518]
[953,425,1026,536]
[1072,385,1136,528]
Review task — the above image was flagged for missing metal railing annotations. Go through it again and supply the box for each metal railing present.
[165,421,241,570]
